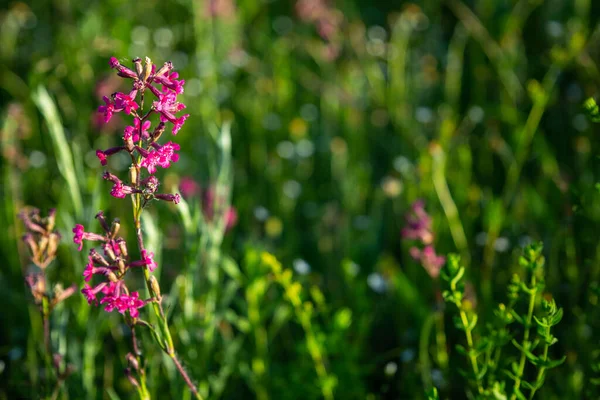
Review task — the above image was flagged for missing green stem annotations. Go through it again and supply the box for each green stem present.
[133,207,201,399]
[510,279,537,400]
[528,328,549,400]
[458,308,483,394]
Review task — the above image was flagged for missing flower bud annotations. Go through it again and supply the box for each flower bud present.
[116,237,128,258]
[107,272,119,283]
[124,368,140,388]
[150,122,166,143]
[143,57,153,82]
[155,61,172,77]
[22,233,39,258]
[126,352,140,371]
[155,193,181,204]
[149,275,162,301]
[95,211,110,233]
[103,242,117,262]
[38,235,49,258]
[133,58,143,76]
[117,259,126,274]
[110,219,121,238]
[47,232,61,259]
[129,166,138,186]
[46,208,57,232]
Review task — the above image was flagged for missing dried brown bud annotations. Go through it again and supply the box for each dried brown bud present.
[47,232,61,259]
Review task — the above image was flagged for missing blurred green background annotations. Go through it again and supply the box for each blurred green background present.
[1,0,600,399]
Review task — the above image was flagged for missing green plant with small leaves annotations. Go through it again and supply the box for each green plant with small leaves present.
[440,243,565,400]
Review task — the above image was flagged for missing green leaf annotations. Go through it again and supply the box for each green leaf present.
[426,387,440,400]
[540,356,566,369]
[32,85,83,219]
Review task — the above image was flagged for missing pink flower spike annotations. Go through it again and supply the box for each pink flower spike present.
[141,249,158,272]
[73,224,84,251]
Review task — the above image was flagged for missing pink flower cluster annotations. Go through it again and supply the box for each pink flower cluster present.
[296,0,342,41]
[74,212,156,318]
[95,57,186,203]
[402,200,445,278]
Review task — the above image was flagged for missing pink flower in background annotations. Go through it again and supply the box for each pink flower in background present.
[296,0,343,42]
[403,200,445,278]
[203,186,238,231]
[410,246,445,278]
[205,0,236,19]
[180,177,201,198]
[401,199,433,245]
[179,178,238,232]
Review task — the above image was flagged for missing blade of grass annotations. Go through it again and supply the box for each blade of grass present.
[32,85,84,219]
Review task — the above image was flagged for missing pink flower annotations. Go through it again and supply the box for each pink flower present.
[81,282,109,305]
[154,71,185,94]
[171,114,189,135]
[73,224,84,251]
[101,281,120,297]
[96,150,108,166]
[96,146,125,166]
[83,257,94,282]
[114,92,139,115]
[98,96,116,123]
[110,181,134,198]
[123,118,151,142]
[109,57,120,69]
[72,224,107,251]
[101,292,145,318]
[141,249,158,272]
[141,141,180,174]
